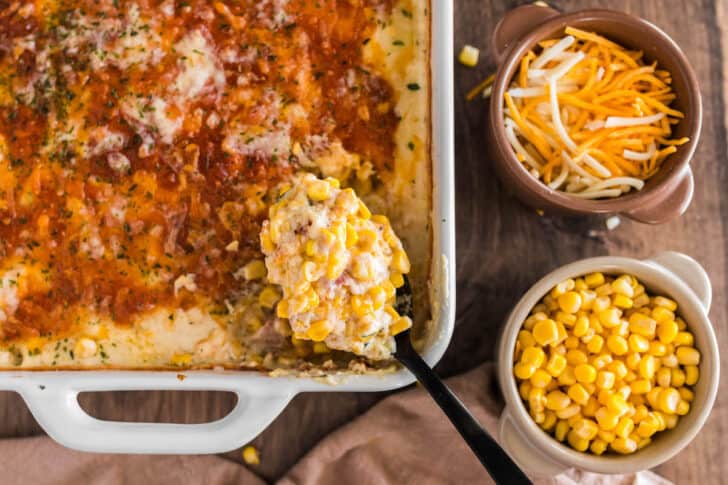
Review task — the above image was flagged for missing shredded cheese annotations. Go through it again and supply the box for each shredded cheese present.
[502,27,687,198]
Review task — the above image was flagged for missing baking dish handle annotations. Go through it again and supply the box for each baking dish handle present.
[491,3,560,64]
[19,381,293,454]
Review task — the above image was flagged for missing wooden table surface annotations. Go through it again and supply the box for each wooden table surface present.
[1,1,726,483]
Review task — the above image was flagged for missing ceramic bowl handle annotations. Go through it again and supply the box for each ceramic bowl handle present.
[491,4,560,64]
[647,251,711,312]
[498,409,567,477]
[19,377,293,454]
[623,167,694,224]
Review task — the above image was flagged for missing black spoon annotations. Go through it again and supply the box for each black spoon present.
[394,276,532,485]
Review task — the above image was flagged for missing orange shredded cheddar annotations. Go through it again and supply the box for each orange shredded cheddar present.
[502,27,687,198]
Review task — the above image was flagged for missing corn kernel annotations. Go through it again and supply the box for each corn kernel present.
[545,353,567,377]
[606,335,629,356]
[608,360,628,379]
[258,286,281,308]
[390,271,405,288]
[586,335,604,354]
[306,179,331,201]
[674,332,694,347]
[607,394,630,416]
[628,313,657,338]
[614,417,634,438]
[558,291,582,314]
[656,320,678,344]
[531,409,545,424]
[558,366,577,386]
[611,437,637,454]
[591,354,612,370]
[636,414,659,438]
[632,404,649,423]
[242,260,267,280]
[661,353,678,368]
[656,367,672,388]
[515,362,537,380]
[598,429,616,443]
[567,431,590,452]
[678,387,694,402]
[585,272,605,288]
[652,306,674,323]
[664,413,679,429]
[307,320,331,342]
[676,347,700,366]
[533,319,559,346]
[574,364,597,384]
[657,388,680,414]
[392,250,411,274]
[556,312,577,327]
[572,316,589,337]
[684,365,699,386]
[612,294,633,309]
[649,341,667,356]
[583,397,600,417]
[653,296,677,311]
[572,418,599,440]
[590,438,608,455]
[638,355,656,379]
[545,390,572,411]
[676,400,690,416]
[671,368,686,387]
[242,445,260,466]
[458,44,480,67]
[580,290,597,309]
[566,383,590,405]
[596,370,615,390]
[592,296,611,313]
[551,279,575,298]
[549,419,570,443]
[624,352,640,371]
[556,404,581,419]
[345,223,359,248]
[390,316,411,336]
[566,349,588,366]
[564,336,579,349]
[630,379,652,395]
[612,275,634,297]
[541,411,558,431]
[628,334,650,353]
[520,347,545,368]
[599,308,621,328]
[529,387,546,411]
[530,369,553,388]
[519,381,532,400]
[595,407,620,430]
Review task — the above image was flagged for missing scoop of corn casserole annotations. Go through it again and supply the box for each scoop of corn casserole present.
[260,174,412,359]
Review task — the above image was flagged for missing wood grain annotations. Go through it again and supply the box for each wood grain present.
[0,1,725,482]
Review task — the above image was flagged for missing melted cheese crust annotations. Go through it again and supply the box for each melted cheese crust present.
[0,0,430,369]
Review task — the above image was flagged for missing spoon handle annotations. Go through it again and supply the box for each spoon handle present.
[396,351,532,485]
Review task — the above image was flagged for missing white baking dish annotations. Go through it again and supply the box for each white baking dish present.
[1,1,455,455]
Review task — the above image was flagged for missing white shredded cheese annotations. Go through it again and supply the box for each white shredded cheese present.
[605,113,665,128]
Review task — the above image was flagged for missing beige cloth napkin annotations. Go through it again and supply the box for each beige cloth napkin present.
[0,363,671,485]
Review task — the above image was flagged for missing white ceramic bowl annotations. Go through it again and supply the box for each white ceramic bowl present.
[496,252,719,476]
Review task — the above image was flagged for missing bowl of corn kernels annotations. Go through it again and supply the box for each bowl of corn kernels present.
[496,252,719,477]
